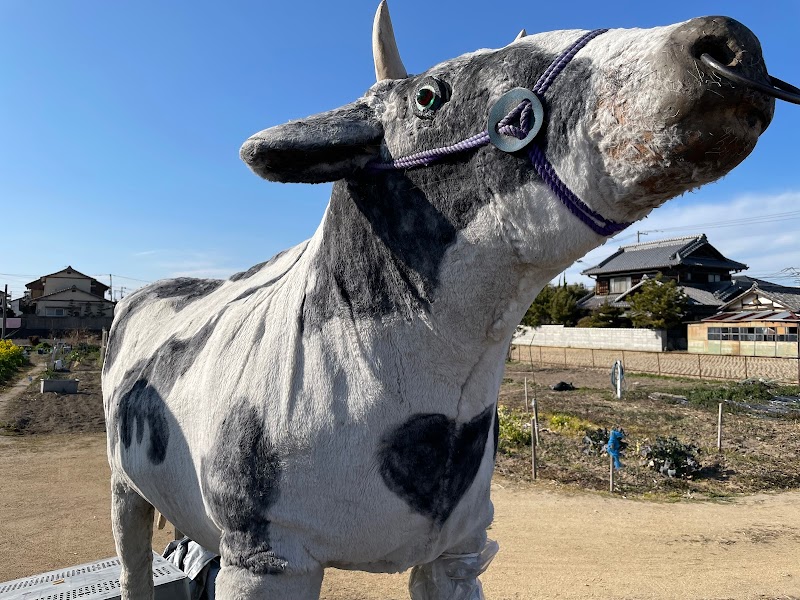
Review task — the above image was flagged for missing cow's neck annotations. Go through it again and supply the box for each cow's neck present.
[310,172,600,373]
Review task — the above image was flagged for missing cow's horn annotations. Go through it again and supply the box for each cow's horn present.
[373,1,408,81]
[514,29,527,41]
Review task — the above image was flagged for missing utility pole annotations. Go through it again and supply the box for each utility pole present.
[637,231,648,243]
[2,284,6,340]
[109,274,113,302]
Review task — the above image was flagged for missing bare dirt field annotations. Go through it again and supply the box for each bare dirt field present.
[1,359,799,598]
[1,433,799,599]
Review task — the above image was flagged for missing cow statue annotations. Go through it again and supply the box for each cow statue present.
[103,3,777,598]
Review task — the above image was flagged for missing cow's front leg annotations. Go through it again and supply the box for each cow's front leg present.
[214,563,323,600]
[111,474,156,600]
[408,533,499,600]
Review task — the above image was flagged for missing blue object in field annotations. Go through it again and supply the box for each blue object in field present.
[607,429,625,470]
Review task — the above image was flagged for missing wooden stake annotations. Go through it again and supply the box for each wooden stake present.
[524,377,528,413]
[532,397,540,446]
[717,403,723,452]
[531,418,538,480]
[609,454,615,492]
[100,328,108,365]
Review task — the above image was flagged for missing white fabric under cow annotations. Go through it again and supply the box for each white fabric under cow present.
[408,539,499,600]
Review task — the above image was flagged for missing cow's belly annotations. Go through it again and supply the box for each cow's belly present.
[111,410,495,572]
[108,436,223,553]
[282,446,496,571]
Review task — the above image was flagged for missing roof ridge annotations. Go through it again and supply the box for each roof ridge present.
[35,287,110,301]
[619,234,703,251]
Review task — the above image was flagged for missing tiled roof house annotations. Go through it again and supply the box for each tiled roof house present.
[578,234,750,319]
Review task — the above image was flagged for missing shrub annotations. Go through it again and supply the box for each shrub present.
[627,274,688,330]
[549,413,595,435]
[577,301,627,328]
[0,340,26,384]
[685,380,774,410]
[641,436,700,478]
[67,344,101,365]
[582,427,628,457]
[497,406,532,451]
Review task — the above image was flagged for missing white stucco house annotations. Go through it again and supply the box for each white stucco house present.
[22,266,115,318]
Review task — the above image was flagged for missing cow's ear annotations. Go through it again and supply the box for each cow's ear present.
[240,101,384,183]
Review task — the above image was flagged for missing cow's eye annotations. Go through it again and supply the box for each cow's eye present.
[412,77,449,119]
[416,86,437,110]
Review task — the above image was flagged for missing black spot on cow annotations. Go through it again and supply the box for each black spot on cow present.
[201,400,287,574]
[379,405,494,526]
[150,278,223,311]
[117,378,169,464]
[305,175,448,324]
[539,57,596,165]
[105,281,223,373]
[103,289,152,372]
[109,318,220,458]
[154,319,218,386]
[230,248,291,282]
[229,242,309,305]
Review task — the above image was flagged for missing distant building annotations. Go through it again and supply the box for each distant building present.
[21,266,115,319]
[1,288,10,315]
[578,234,750,321]
[688,279,800,357]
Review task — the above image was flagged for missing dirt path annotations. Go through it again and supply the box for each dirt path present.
[0,359,47,417]
[0,434,798,599]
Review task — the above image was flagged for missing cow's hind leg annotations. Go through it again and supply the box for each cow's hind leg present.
[215,564,324,600]
[111,475,155,600]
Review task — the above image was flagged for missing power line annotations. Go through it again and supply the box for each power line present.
[639,209,800,234]
[92,274,153,284]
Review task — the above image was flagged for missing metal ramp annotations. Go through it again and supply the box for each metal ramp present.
[0,552,188,600]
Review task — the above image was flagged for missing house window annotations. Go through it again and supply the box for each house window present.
[610,277,630,294]
[707,327,721,340]
[45,307,66,317]
[708,273,721,282]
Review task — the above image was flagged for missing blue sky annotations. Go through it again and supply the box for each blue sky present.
[2,1,799,301]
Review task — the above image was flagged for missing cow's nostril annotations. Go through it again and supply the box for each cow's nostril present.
[692,36,737,66]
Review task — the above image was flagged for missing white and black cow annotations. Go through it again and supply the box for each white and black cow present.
[103,3,774,598]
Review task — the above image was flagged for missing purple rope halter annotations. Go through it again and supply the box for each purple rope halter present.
[368,28,631,237]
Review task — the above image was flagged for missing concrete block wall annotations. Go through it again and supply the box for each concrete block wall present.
[514,325,666,352]
[22,315,113,333]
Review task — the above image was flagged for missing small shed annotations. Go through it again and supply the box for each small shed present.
[688,278,800,357]
[689,310,800,357]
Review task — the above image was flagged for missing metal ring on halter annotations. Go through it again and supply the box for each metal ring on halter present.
[487,88,544,153]
[700,53,800,105]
